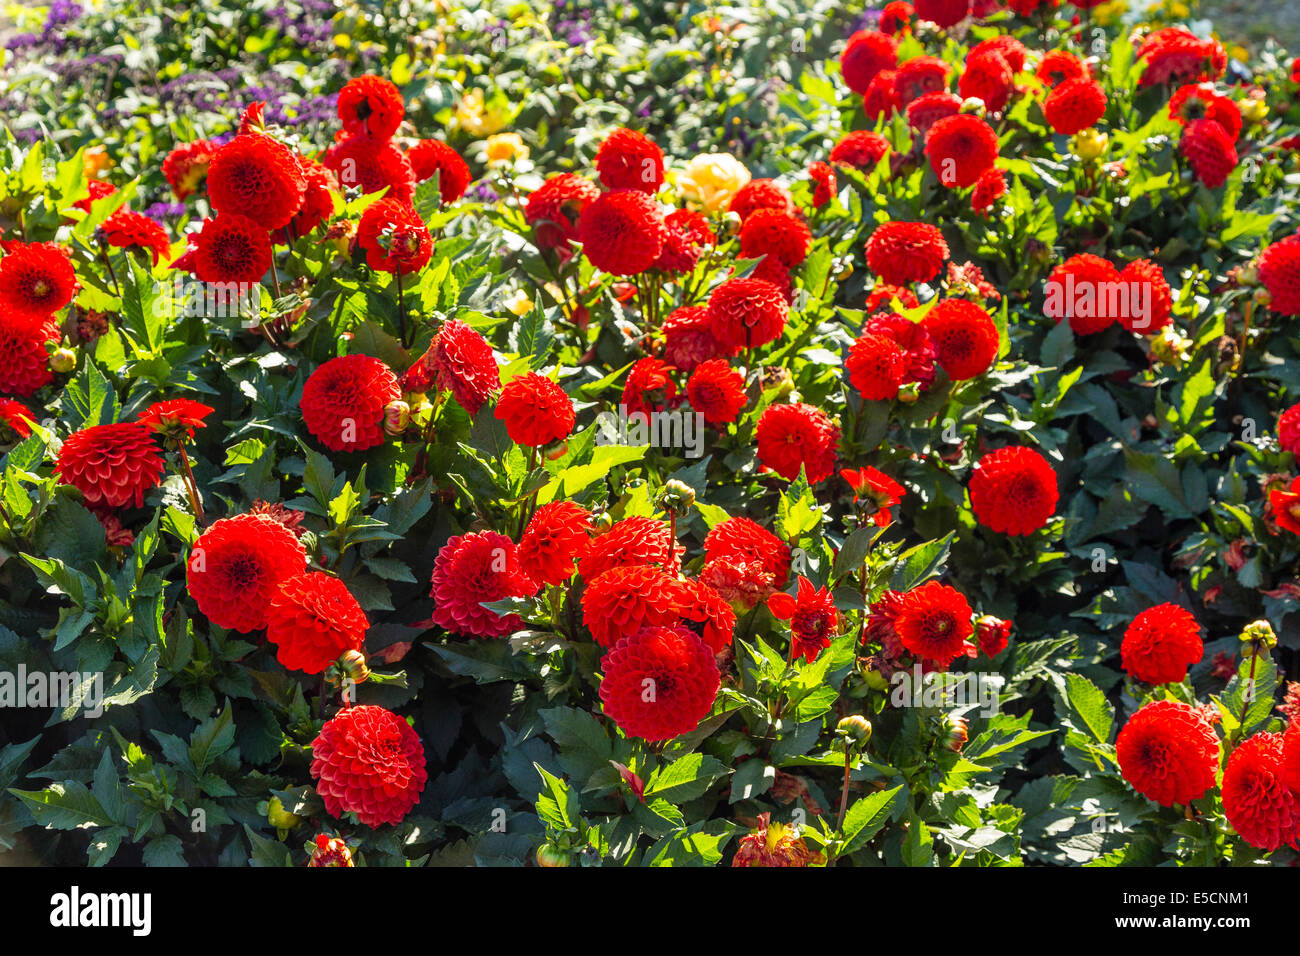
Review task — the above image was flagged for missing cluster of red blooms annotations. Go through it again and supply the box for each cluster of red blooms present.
[865,579,1011,674]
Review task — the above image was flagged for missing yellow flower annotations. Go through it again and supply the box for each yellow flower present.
[485,133,528,166]
[454,89,507,137]
[334,33,352,49]
[1071,129,1108,163]
[504,289,534,316]
[83,146,112,179]
[1170,1,1190,17]
[676,153,751,214]
[1241,97,1269,123]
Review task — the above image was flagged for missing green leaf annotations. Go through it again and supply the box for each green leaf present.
[839,784,905,856]
[1062,673,1115,744]
[890,533,955,591]
[645,753,727,805]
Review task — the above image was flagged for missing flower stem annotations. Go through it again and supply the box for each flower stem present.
[176,442,206,526]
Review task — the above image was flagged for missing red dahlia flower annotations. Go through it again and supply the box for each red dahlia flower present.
[675,577,737,654]
[1282,727,1300,794]
[906,91,963,139]
[925,113,999,188]
[914,0,970,28]
[663,305,724,372]
[1271,477,1300,535]
[700,555,775,611]
[55,422,164,510]
[959,49,1015,113]
[1222,732,1300,851]
[406,139,471,204]
[266,572,368,674]
[829,130,891,171]
[968,446,1059,535]
[847,330,907,400]
[1116,700,1219,807]
[100,210,172,266]
[739,208,811,268]
[1043,253,1123,335]
[598,625,720,741]
[975,614,1011,656]
[654,209,715,275]
[864,70,902,120]
[323,135,415,203]
[581,564,685,647]
[1137,27,1227,88]
[841,466,906,526]
[519,500,592,587]
[840,30,899,96]
[704,517,792,587]
[300,354,401,453]
[808,162,837,208]
[186,512,308,632]
[72,179,117,214]
[1043,78,1107,135]
[971,167,1007,215]
[729,179,795,220]
[971,36,1026,73]
[1179,118,1237,188]
[893,581,974,667]
[757,403,841,484]
[337,74,405,141]
[880,1,915,34]
[288,158,341,236]
[525,173,601,260]
[595,127,665,194]
[176,214,271,283]
[137,398,214,440]
[207,134,306,230]
[1169,84,1242,141]
[687,358,746,424]
[622,357,677,421]
[733,812,825,867]
[768,575,839,662]
[1121,603,1204,685]
[577,188,666,276]
[865,221,948,286]
[0,399,34,440]
[307,834,354,867]
[1258,236,1300,316]
[311,705,427,827]
[922,298,999,380]
[426,319,500,416]
[0,314,58,396]
[357,198,433,274]
[579,515,684,581]
[896,56,951,103]
[429,530,538,638]
[706,277,789,353]
[1278,403,1300,454]
[0,241,77,321]
[495,372,574,447]
[1117,258,1173,332]
[865,285,921,314]
[161,139,217,200]
[1036,50,1088,87]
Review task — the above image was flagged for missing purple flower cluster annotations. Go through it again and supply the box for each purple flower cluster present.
[265,0,335,50]
[552,0,593,47]
[6,0,84,54]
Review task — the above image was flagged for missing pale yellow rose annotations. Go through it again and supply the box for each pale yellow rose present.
[485,133,529,166]
[454,89,507,137]
[676,153,751,214]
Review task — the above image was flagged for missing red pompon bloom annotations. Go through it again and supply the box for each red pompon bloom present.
[975,614,1012,656]
[288,158,340,236]
[809,162,837,208]
[925,113,999,188]
[323,135,415,203]
[1043,253,1123,335]
[906,91,963,140]
[161,139,217,200]
[729,179,795,220]
[739,208,811,268]
[840,30,899,95]
[654,208,715,275]
[577,188,666,276]
[922,298,999,380]
[971,36,1026,73]
[1271,476,1300,535]
[706,277,789,354]
[1279,403,1300,454]
[519,501,592,587]
[337,74,405,140]
[970,168,1006,215]
[1179,118,1237,189]
[356,198,433,274]
[1169,84,1242,141]
[0,399,34,440]
[662,305,724,372]
[1036,50,1088,87]
[54,423,164,510]
[768,576,839,663]
[959,49,1015,113]
[748,257,794,304]
[426,319,500,416]
[968,446,1059,534]
[0,314,57,395]
[841,466,906,526]
[72,179,117,214]
[863,69,902,121]
[579,515,684,581]
[185,513,308,632]
[581,564,684,647]
[896,56,951,103]
[1117,258,1173,332]
[1121,603,1204,685]
[310,705,427,827]
[829,130,891,171]
[622,357,677,421]
[756,403,841,484]
[1259,236,1300,317]
[429,530,537,638]
[598,626,720,741]
[1116,700,1219,807]
[865,221,948,286]
[495,372,574,447]
[675,577,737,654]
[266,572,368,674]
[687,359,746,425]
[406,139,471,203]
[206,134,306,230]
[1137,27,1227,88]
[847,331,907,401]
[307,834,354,867]
[700,555,776,611]
[1283,727,1300,794]
[180,214,272,283]
[893,581,974,666]
[880,0,915,33]
[300,354,401,453]
[1043,78,1107,135]
[595,127,665,194]
[865,284,921,314]
[137,398,214,440]
[100,210,172,266]
[704,517,792,589]
[914,0,970,28]
[525,173,601,259]
[0,241,77,321]
[1222,732,1300,851]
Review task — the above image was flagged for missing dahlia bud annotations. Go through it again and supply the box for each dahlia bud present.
[720,210,742,240]
[383,400,411,436]
[1071,129,1108,163]
[1025,238,1052,267]
[833,257,853,282]
[657,479,696,516]
[49,346,77,373]
[338,649,371,684]
[535,843,572,868]
[544,439,569,461]
[959,96,986,116]
[937,714,969,753]
[836,715,873,747]
[307,833,354,867]
[1149,327,1193,368]
[1253,287,1272,308]
[896,381,921,404]
[975,614,1011,657]
[1237,261,1259,287]
[1239,619,1277,658]
[266,796,301,830]
[592,511,613,533]
[762,366,794,398]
